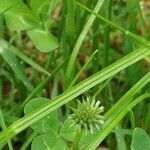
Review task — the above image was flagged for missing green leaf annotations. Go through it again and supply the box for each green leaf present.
[131,128,150,150]
[59,119,76,142]
[24,98,59,134]
[0,39,33,91]
[27,29,59,52]
[29,0,62,19]
[32,133,68,150]
[4,2,37,31]
[0,0,19,14]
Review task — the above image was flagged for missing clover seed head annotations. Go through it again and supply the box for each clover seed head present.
[69,96,105,133]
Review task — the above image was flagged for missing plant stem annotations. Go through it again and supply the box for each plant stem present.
[66,0,75,43]
[103,0,112,67]
[68,50,98,88]
[73,130,83,150]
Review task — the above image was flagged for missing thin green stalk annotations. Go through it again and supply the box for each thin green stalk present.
[20,131,38,150]
[115,125,127,150]
[66,0,75,43]
[68,50,98,88]
[125,0,141,85]
[103,0,113,110]
[103,0,112,67]
[92,19,100,73]
[45,52,54,70]
[127,0,137,34]
[66,0,105,84]
[0,46,149,144]
[0,109,13,150]
[92,77,112,98]
[136,0,147,37]
[73,130,83,150]
[129,110,135,130]
[16,31,22,48]
[144,108,150,131]
[0,78,2,102]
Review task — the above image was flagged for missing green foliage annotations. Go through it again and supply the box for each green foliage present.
[131,128,150,150]
[0,39,33,90]
[0,0,59,52]
[29,0,62,19]
[25,99,76,150]
[0,0,19,14]
[4,1,37,30]
[27,29,59,53]
[32,133,68,150]
[59,119,76,142]
[0,0,150,149]
[24,98,59,134]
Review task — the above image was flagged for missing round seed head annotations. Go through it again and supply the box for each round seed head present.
[69,96,105,133]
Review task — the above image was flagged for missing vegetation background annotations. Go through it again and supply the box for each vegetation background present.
[0,0,150,149]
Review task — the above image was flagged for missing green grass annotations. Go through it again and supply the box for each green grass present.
[0,0,150,150]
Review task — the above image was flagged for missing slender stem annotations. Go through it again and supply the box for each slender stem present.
[92,77,112,98]
[103,0,112,67]
[129,110,135,130]
[68,50,98,88]
[0,78,2,103]
[136,0,147,37]
[73,130,83,150]
[66,0,75,43]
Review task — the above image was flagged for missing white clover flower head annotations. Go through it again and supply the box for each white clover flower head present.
[69,96,105,134]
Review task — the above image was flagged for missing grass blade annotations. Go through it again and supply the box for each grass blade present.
[6,39,51,76]
[0,40,33,91]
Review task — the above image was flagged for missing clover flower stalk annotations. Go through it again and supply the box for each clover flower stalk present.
[69,96,105,134]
